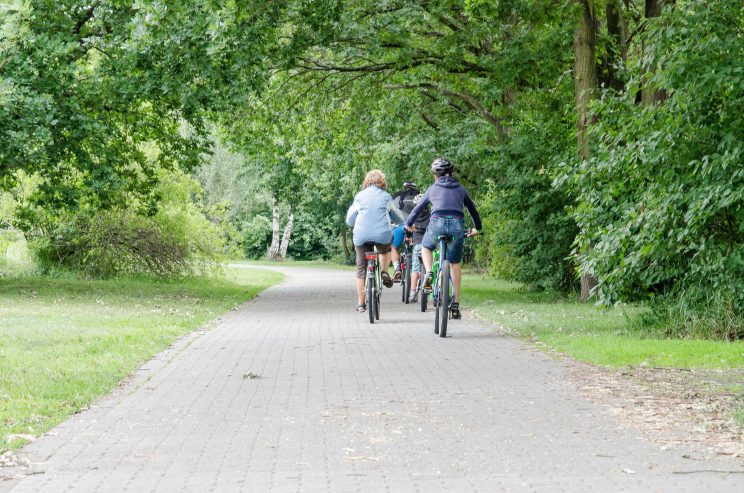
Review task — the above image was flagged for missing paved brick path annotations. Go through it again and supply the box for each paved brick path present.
[3,267,743,492]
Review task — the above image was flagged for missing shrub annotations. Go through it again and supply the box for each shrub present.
[29,169,225,277]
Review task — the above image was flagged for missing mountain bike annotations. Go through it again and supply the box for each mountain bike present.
[431,234,456,337]
[364,244,382,324]
[431,232,476,337]
[400,232,413,304]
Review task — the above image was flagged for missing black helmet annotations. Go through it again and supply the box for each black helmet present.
[430,157,453,176]
[403,181,417,190]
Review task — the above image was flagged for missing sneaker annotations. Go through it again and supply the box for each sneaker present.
[423,272,433,293]
[450,302,461,319]
[381,271,393,288]
[393,268,402,282]
[410,290,418,302]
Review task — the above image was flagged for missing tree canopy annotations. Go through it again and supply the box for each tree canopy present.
[2,0,742,337]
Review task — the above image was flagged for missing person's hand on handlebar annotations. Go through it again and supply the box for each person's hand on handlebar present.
[466,228,481,238]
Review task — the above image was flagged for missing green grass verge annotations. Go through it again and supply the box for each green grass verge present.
[0,267,283,451]
[463,275,744,369]
[735,408,744,428]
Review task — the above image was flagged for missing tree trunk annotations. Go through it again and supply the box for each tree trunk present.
[574,0,598,162]
[268,195,281,260]
[574,0,600,301]
[580,273,599,302]
[604,0,625,91]
[279,211,294,259]
[641,0,673,105]
[341,229,351,261]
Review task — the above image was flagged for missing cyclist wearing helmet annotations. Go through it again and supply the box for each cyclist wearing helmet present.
[346,170,405,313]
[390,181,420,280]
[405,158,482,318]
[408,191,431,302]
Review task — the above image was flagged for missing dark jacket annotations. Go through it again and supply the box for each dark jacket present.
[405,176,482,230]
[392,188,420,215]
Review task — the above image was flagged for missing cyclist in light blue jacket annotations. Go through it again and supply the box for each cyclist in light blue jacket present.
[346,170,405,312]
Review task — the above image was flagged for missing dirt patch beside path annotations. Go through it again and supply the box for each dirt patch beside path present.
[572,365,744,462]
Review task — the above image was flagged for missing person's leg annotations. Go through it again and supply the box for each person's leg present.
[443,219,465,307]
[356,278,365,304]
[451,262,462,302]
[354,245,368,307]
[422,247,433,273]
[391,226,404,275]
[377,243,394,287]
[381,251,392,271]
[411,244,422,293]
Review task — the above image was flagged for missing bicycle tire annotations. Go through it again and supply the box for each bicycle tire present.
[403,254,412,304]
[420,279,427,312]
[439,260,450,338]
[400,257,406,303]
[434,276,440,334]
[374,288,380,320]
[367,274,375,324]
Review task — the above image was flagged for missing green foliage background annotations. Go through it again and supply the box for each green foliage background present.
[1,0,742,337]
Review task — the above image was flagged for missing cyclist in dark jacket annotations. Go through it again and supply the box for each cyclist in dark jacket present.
[409,192,431,301]
[390,181,419,279]
[405,158,481,318]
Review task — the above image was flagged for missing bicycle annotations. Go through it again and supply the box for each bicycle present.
[431,235,455,337]
[364,244,383,324]
[399,232,413,304]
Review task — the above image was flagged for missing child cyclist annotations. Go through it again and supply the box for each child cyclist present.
[404,158,482,318]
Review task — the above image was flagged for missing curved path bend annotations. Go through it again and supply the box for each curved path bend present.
[3,266,742,492]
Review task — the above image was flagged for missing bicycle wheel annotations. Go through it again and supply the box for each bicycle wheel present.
[403,254,412,304]
[367,275,375,324]
[374,286,381,320]
[400,257,406,303]
[419,277,428,312]
[434,276,440,334]
[438,260,450,338]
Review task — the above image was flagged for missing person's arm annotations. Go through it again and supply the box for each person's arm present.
[464,191,483,231]
[405,189,430,228]
[346,198,360,227]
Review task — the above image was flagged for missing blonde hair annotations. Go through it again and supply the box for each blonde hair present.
[362,169,387,190]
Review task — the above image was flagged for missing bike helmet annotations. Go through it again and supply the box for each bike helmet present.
[430,157,454,176]
[403,181,417,190]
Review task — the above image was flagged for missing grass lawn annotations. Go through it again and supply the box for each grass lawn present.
[0,267,283,451]
[463,275,744,369]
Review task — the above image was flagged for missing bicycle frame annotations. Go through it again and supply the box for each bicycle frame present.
[432,239,453,309]
[364,245,382,322]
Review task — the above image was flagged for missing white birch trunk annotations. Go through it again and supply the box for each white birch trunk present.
[268,195,281,260]
[279,211,294,259]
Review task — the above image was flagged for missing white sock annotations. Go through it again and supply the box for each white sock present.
[393,261,400,270]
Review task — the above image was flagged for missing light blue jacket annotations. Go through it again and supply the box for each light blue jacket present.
[346,186,405,246]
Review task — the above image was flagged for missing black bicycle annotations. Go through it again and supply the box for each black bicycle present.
[364,245,382,323]
[400,232,413,304]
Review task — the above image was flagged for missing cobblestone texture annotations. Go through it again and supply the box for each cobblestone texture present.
[2,267,743,492]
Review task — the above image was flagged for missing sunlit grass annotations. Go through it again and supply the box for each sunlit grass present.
[0,267,283,451]
[463,275,744,369]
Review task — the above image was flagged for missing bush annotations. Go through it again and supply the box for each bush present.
[29,169,225,277]
[557,3,743,338]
